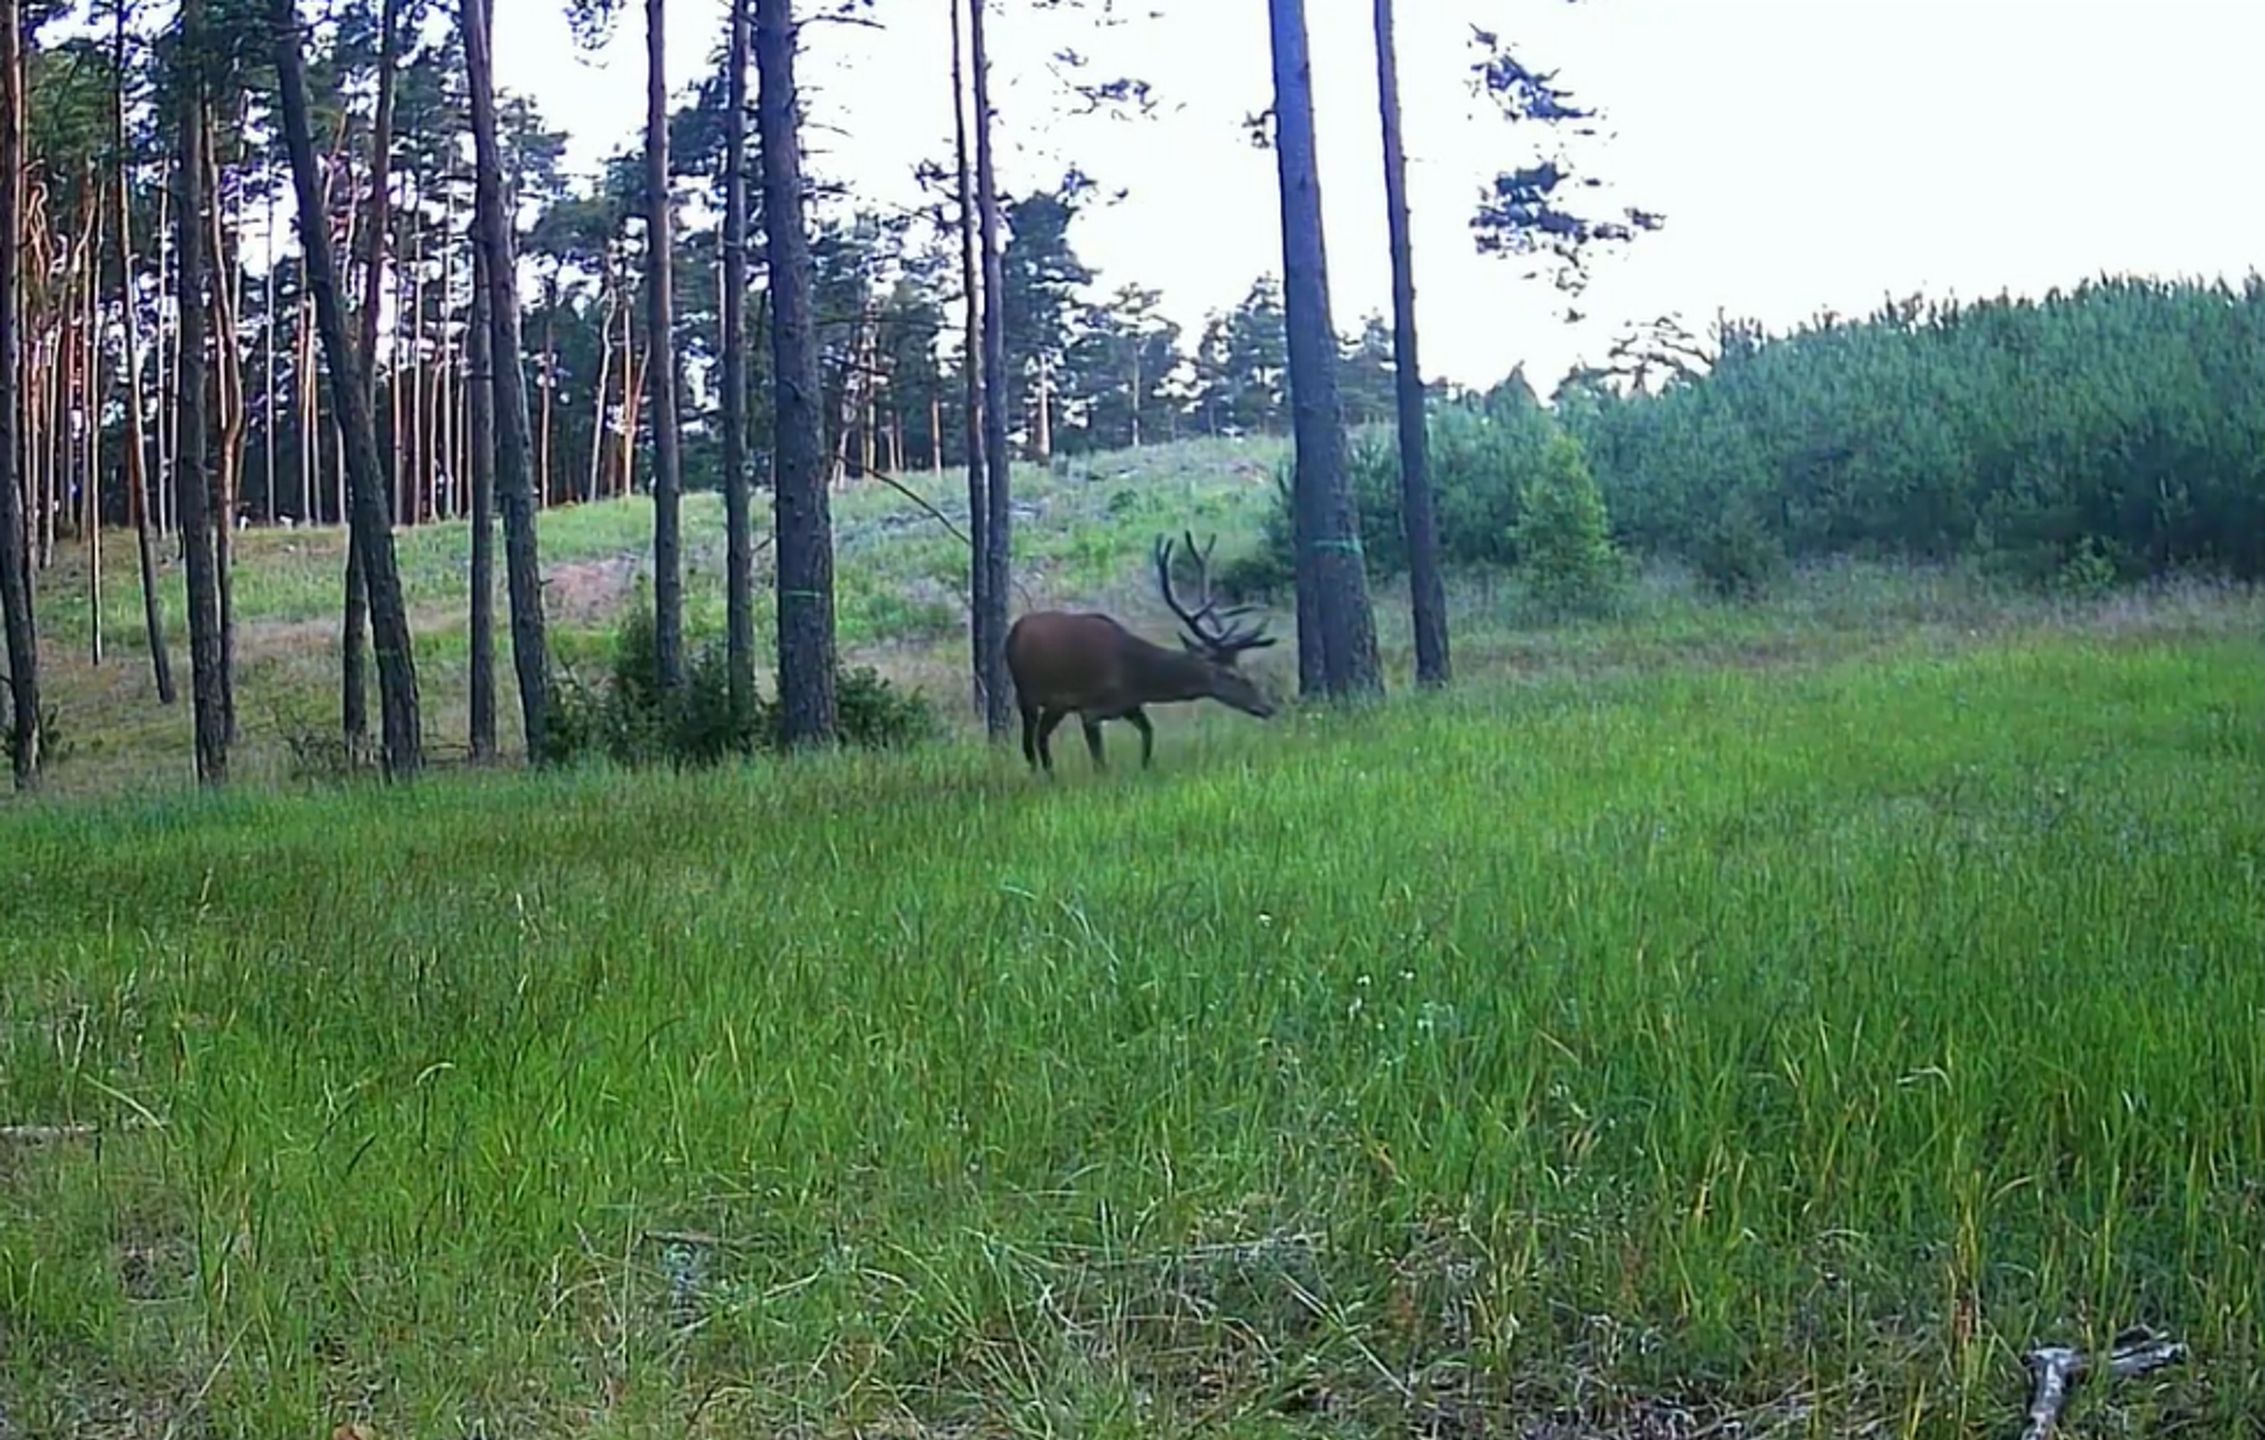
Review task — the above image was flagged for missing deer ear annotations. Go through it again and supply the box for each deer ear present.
[1180,635,1205,657]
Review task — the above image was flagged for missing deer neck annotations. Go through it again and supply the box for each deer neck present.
[1126,636,1217,704]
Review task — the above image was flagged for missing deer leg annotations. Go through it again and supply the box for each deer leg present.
[1082,716,1107,771]
[1036,709,1069,776]
[1125,708,1155,769]
[1019,704,1041,770]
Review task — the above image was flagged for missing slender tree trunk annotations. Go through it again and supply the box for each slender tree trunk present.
[270,0,422,779]
[436,182,456,521]
[538,275,556,506]
[85,193,102,665]
[114,19,176,704]
[0,0,38,788]
[971,0,1013,737]
[929,390,941,474]
[174,0,230,784]
[620,316,641,499]
[587,261,612,502]
[206,113,244,744]
[343,0,399,752]
[464,0,551,761]
[1372,0,1447,688]
[756,0,835,745]
[264,170,276,520]
[1268,0,1381,699]
[155,180,171,539]
[403,184,422,525]
[950,0,987,722]
[1033,353,1051,461]
[644,0,684,696]
[467,225,496,761]
[720,0,754,732]
[1130,342,1142,448]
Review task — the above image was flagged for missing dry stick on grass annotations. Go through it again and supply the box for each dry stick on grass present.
[0,1116,158,1143]
[2021,1329,2187,1439]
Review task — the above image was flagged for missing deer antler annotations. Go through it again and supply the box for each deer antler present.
[1155,532,1276,658]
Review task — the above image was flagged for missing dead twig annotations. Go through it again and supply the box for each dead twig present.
[0,1122,102,1143]
[2021,1328,2186,1439]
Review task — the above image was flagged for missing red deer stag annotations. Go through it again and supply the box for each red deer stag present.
[1005,532,1278,775]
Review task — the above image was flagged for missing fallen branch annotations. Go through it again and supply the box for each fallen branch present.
[2021,1329,2186,1439]
[0,1122,103,1144]
[858,465,971,550]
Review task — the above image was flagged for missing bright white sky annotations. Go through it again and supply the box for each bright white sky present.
[489,0,2265,390]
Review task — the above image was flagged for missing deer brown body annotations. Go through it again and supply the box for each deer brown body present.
[1005,534,1277,774]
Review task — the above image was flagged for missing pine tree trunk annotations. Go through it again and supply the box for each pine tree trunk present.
[467,225,496,761]
[270,0,422,779]
[538,277,556,506]
[587,263,612,503]
[85,193,103,665]
[720,0,754,732]
[756,0,836,745]
[113,18,176,704]
[0,0,39,788]
[173,2,230,784]
[464,0,551,762]
[950,0,987,722]
[644,0,684,696]
[154,181,172,539]
[205,115,244,744]
[264,173,276,520]
[343,0,398,752]
[1373,0,1448,688]
[971,0,1013,738]
[1267,0,1381,700]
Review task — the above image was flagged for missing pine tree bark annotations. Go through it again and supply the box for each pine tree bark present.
[342,0,396,750]
[467,226,496,761]
[756,0,836,745]
[269,0,423,779]
[0,0,40,788]
[84,194,103,665]
[173,0,230,784]
[1373,0,1448,688]
[113,15,176,704]
[1268,0,1381,699]
[644,0,684,696]
[464,0,551,761]
[720,0,755,731]
[970,0,1012,738]
[205,115,244,743]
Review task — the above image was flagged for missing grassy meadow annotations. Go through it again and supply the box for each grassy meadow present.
[5,438,2265,1435]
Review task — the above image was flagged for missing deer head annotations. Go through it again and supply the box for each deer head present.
[1154,531,1277,716]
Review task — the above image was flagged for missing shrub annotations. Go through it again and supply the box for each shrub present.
[1241,387,1561,593]
[1515,432,1622,617]
[0,698,70,773]
[2052,535,2121,602]
[1695,501,1787,600]
[550,594,939,767]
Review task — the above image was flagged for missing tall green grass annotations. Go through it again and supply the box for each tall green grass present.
[5,632,2262,1435]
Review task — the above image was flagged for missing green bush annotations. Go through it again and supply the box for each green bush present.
[1238,384,1562,595]
[1515,432,1622,618]
[1569,278,2265,584]
[1695,501,1787,600]
[2052,535,2122,602]
[551,594,939,767]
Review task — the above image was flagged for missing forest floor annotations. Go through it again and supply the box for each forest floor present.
[5,438,2265,1436]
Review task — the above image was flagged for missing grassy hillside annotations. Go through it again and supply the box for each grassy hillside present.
[16,437,1286,794]
[6,437,2265,1435]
